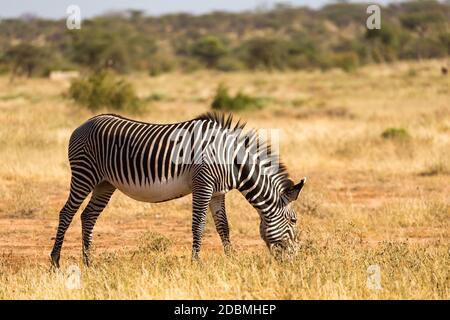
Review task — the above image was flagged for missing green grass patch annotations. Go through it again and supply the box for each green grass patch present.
[381,127,410,140]
[144,92,167,102]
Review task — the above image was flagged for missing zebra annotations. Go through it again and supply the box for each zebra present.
[50,112,306,268]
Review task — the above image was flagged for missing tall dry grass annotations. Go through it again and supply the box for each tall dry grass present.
[0,60,448,299]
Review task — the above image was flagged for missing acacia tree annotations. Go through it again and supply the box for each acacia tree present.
[69,24,157,73]
[191,36,227,68]
[2,44,48,80]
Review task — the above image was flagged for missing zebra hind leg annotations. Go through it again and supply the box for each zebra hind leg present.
[81,181,116,267]
[209,193,232,256]
[50,179,93,269]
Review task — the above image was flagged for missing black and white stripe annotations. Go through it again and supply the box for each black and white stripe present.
[50,112,305,267]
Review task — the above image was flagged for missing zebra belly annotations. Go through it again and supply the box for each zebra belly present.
[108,174,192,203]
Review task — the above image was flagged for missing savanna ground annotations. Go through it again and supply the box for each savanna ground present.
[0,60,448,299]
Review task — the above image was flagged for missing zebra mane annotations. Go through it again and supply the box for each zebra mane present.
[195,112,246,131]
[195,112,293,193]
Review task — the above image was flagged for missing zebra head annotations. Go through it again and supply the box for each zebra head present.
[259,177,306,259]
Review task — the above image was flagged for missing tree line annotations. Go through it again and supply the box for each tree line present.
[0,0,449,77]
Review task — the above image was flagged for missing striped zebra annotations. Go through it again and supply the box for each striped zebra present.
[50,112,306,267]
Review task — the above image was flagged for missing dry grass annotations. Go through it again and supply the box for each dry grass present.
[0,60,448,299]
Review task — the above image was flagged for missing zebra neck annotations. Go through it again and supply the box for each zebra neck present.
[235,161,279,212]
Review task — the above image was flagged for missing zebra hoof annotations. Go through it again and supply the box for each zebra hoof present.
[50,254,60,270]
[82,256,91,267]
[191,252,201,263]
[224,244,235,257]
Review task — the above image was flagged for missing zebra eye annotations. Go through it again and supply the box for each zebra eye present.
[290,217,297,224]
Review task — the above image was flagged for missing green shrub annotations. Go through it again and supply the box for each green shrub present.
[211,84,266,111]
[211,84,231,110]
[381,127,410,140]
[69,70,140,113]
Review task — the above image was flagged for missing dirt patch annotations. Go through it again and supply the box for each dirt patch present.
[1,172,446,266]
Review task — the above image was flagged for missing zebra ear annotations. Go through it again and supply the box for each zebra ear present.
[284,177,306,203]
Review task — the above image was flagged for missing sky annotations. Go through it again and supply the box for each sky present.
[0,0,397,19]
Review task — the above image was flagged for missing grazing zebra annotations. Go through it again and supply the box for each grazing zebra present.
[50,112,306,267]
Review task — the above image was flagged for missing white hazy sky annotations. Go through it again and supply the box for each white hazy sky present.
[0,0,398,19]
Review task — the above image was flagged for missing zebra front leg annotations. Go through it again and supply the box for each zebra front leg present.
[81,182,115,267]
[50,180,92,268]
[209,193,232,255]
[191,178,214,261]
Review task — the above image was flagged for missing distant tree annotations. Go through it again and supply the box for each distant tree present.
[191,36,227,68]
[320,3,367,27]
[364,24,402,62]
[365,27,397,46]
[439,33,450,55]
[2,44,48,80]
[241,37,289,70]
[128,9,144,21]
[70,27,129,72]
[287,33,321,69]
[69,23,156,73]
[401,37,448,60]
[400,12,447,34]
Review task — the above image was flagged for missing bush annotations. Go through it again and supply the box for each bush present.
[69,70,140,113]
[381,127,410,140]
[211,84,266,111]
